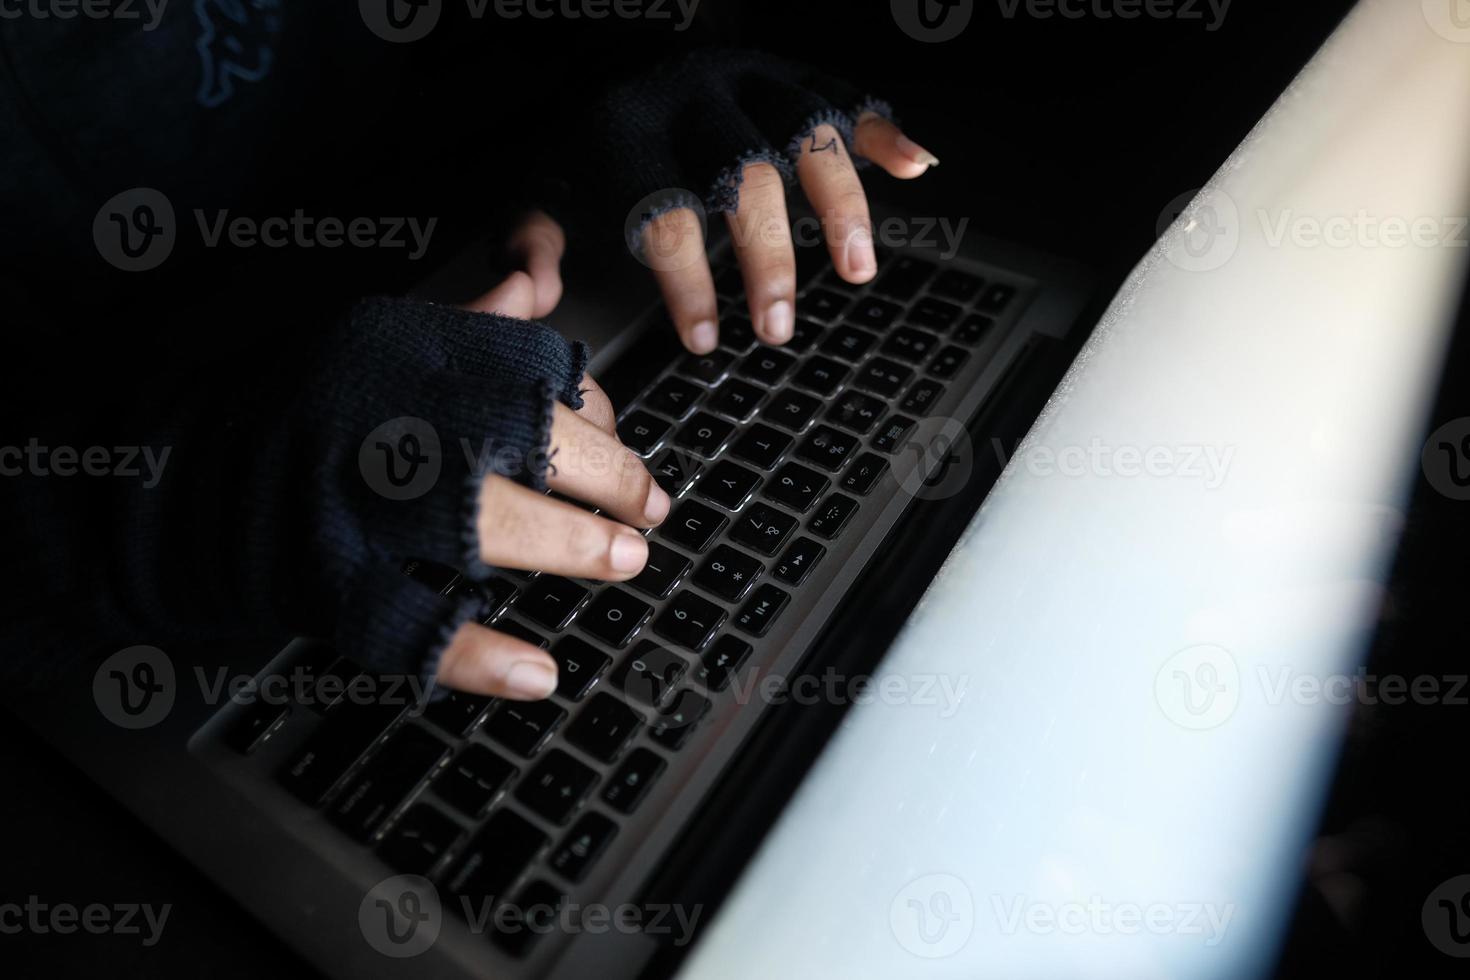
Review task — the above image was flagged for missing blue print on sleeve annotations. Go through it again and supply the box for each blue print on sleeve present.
[195,0,283,108]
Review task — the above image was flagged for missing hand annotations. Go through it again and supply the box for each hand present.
[647,113,938,353]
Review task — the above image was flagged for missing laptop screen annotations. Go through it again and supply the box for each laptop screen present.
[679,2,1470,977]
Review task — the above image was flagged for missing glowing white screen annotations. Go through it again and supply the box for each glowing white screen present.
[679,2,1470,978]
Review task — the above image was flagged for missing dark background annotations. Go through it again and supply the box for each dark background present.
[6,0,1468,976]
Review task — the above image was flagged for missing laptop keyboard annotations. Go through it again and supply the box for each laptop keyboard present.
[227,247,1021,957]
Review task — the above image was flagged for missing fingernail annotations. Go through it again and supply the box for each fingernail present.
[610,532,649,573]
[644,482,671,525]
[504,660,557,700]
[846,226,876,278]
[896,134,940,168]
[762,300,794,343]
[689,320,718,353]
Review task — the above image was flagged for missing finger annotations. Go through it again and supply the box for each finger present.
[797,123,877,284]
[644,208,719,354]
[477,475,651,580]
[506,210,565,318]
[548,402,670,528]
[851,113,939,180]
[436,620,558,700]
[727,162,796,345]
[576,374,617,434]
[461,270,537,319]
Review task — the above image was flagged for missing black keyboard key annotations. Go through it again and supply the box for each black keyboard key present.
[446,808,547,902]
[847,295,903,331]
[616,411,671,456]
[733,584,790,637]
[516,749,598,824]
[422,690,492,737]
[696,460,762,510]
[612,641,688,707]
[649,448,703,497]
[841,453,890,495]
[762,389,821,431]
[906,297,962,332]
[550,636,613,699]
[709,379,766,420]
[808,493,859,540]
[954,313,994,345]
[819,324,878,362]
[713,263,744,298]
[978,282,1017,312]
[603,748,666,813]
[900,378,946,415]
[306,655,360,714]
[649,690,712,750]
[279,695,405,805]
[565,692,643,763]
[693,544,764,601]
[882,326,941,364]
[738,348,798,386]
[787,317,824,353]
[435,744,517,819]
[549,812,618,883]
[854,357,913,397]
[930,269,984,302]
[872,415,918,453]
[797,425,859,472]
[401,558,459,594]
[495,618,550,650]
[377,804,463,876]
[826,389,886,434]
[677,349,734,385]
[653,590,726,650]
[663,500,728,552]
[773,537,825,586]
[719,315,757,351]
[730,423,792,470]
[459,575,519,623]
[514,576,590,631]
[871,255,936,300]
[644,376,703,420]
[578,588,653,649]
[628,542,690,599]
[799,288,851,322]
[484,699,567,758]
[791,356,849,396]
[928,345,970,380]
[224,699,290,754]
[494,880,564,957]
[695,635,753,692]
[674,412,736,458]
[329,726,450,842]
[764,461,829,513]
[729,502,797,556]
